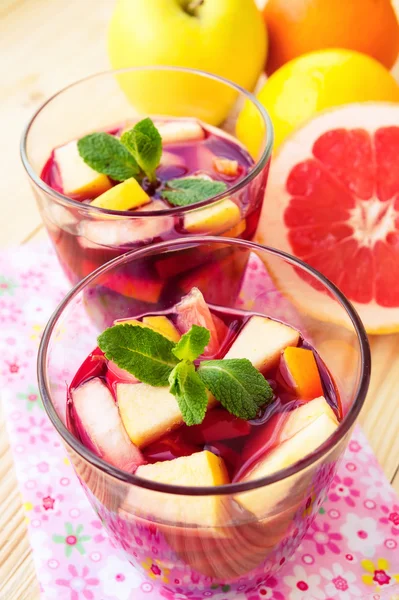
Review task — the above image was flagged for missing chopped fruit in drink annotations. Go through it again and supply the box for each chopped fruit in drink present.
[142,316,181,342]
[115,316,181,343]
[90,177,151,210]
[70,378,144,471]
[225,316,299,372]
[135,451,229,525]
[213,157,239,177]
[54,141,112,197]
[68,287,343,579]
[281,347,324,399]
[41,117,258,284]
[187,408,251,445]
[184,199,241,234]
[79,212,173,248]
[101,272,163,303]
[157,119,205,143]
[117,381,216,448]
[176,288,220,356]
[221,219,246,238]
[238,413,338,516]
[240,396,338,471]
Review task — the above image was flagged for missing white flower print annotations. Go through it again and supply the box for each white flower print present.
[360,466,393,500]
[29,530,53,563]
[101,554,142,600]
[37,568,59,600]
[340,513,384,557]
[320,562,362,598]
[283,565,326,600]
[22,451,62,485]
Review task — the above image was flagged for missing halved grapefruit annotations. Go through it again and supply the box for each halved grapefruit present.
[256,102,399,334]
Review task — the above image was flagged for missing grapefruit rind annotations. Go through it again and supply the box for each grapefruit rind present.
[256,102,399,334]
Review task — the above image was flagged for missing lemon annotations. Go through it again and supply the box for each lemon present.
[237,49,399,156]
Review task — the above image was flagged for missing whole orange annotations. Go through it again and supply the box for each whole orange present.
[263,0,399,74]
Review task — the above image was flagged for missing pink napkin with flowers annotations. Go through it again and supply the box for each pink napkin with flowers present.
[1,240,399,600]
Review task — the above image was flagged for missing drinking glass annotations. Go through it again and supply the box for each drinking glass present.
[38,237,370,598]
[21,67,273,284]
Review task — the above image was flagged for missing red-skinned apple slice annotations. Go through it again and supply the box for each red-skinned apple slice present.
[71,378,144,472]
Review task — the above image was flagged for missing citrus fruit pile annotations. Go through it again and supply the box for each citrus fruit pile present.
[256,102,399,333]
[263,0,399,75]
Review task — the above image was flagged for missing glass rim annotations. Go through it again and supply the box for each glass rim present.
[37,236,371,497]
[20,65,274,217]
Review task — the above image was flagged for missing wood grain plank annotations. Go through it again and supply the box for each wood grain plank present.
[0,0,112,246]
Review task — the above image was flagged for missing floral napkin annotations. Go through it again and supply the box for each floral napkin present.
[1,240,399,600]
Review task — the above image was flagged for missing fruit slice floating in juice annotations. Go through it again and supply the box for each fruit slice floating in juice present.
[67,286,340,578]
[41,117,264,283]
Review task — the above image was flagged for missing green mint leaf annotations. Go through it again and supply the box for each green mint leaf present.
[198,358,273,420]
[169,361,208,426]
[77,133,139,182]
[172,325,210,362]
[98,324,178,387]
[121,118,162,184]
[161,178,228,207]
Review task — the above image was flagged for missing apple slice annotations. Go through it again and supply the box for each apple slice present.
[157,119,205,144]
[135,451,229,525]
[90,177,151,210]
[71,378,144,472]
[239,396,338,472]
[237,413,338,516]
[224,316,300,373]
[213,157,239,177]
[54,140,112,197]
[281,347,324,400]
[176,287,220,356]
[79,208,173,249]
[184,199,241,235]
[117,382,216,448]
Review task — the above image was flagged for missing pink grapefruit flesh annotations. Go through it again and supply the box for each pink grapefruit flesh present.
[257,102,399,333]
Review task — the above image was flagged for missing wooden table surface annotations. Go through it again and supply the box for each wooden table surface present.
[1,1,399,598]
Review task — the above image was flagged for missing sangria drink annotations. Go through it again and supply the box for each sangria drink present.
[38,238,370,598]
[21,67,272,284]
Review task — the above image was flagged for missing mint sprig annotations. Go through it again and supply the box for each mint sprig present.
[173,324,210,362]
[161,178,228,207]
[77,133,139,182]
[98,322,273,426]
[97,324,178,387]
[198,359,273,420]
[121,118,162,184]
[78,118,163,184]
[169,361,208,426]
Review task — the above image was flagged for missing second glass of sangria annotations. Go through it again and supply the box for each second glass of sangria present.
[21,67,273,283]
[38,237,370,598]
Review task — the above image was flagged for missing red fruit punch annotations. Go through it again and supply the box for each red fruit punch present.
[186,408,251,444]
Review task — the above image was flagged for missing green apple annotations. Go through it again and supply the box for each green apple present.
[108,0,267,125]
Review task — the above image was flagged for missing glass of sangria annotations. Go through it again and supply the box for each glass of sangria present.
[38,237,370,598]
[21,67,273,284]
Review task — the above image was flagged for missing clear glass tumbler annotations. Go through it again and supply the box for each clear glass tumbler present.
[21,67,273,284]
[37,237,370,598]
